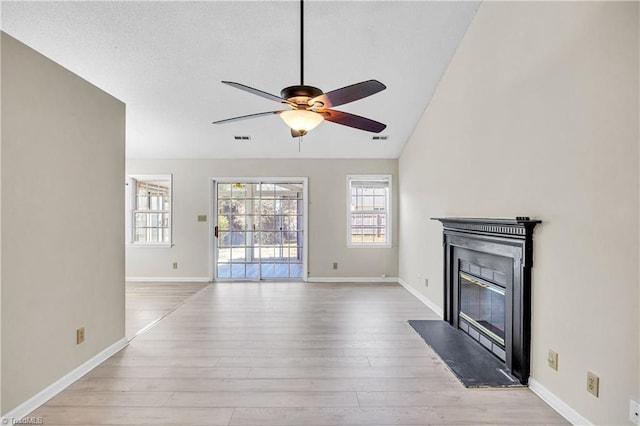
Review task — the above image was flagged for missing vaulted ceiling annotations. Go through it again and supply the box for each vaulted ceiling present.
[1,1,479,159]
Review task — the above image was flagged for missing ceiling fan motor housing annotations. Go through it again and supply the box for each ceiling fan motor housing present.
[281,85,323,107]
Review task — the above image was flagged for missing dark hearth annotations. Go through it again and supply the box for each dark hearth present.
[432,217,541,385]
[409,320,522,387]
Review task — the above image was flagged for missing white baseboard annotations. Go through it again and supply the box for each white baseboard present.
[307,276,399,283]
[529,377,592,425]
[1,337,128,422]
[126,277,210,283]
[397,277,444,318]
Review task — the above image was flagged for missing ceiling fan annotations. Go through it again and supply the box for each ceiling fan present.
[212,0,387,138]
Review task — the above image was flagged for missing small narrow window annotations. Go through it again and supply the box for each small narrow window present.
[347,175,391,248]
[126,174,172,245]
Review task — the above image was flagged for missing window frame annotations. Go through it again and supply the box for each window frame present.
[126,173,173,247]
[346,174,392,248]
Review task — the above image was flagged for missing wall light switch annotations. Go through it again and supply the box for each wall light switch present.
[197,215,207,222]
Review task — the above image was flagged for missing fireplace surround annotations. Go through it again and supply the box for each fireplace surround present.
[433,217,541,385]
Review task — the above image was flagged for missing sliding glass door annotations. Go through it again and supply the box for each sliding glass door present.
[214,179,306,280]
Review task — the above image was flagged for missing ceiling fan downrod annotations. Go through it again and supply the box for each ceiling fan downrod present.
[279,0,323,117]
[300,0,304,86]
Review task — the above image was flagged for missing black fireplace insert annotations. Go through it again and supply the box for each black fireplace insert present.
[459,270,506,359]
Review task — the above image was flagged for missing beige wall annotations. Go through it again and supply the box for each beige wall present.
[399,2,638,424]
[1,33,126,413]
[0,31,3,415]
[126,159,398,280]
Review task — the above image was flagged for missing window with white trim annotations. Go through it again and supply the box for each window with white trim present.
[347,175,391,247]
[126,174,172,245]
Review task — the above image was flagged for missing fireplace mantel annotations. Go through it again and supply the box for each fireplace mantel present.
[432,217,541,385]
[432,216,541,238]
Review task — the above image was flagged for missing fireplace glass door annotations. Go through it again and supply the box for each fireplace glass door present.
[459,272,506,347]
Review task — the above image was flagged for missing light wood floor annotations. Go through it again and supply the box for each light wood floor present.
[31,282,567,425]
[125,282,209,340]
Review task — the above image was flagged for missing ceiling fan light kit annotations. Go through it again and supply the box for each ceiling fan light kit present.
[280,110,324,136]
[212,0,387,138]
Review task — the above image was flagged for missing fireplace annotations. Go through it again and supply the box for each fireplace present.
[433,217,540,385]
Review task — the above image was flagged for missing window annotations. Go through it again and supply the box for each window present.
[126,174,172,245]
[347,175,391,247]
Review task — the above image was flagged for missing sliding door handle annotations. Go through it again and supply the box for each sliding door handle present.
[214,225,219,238]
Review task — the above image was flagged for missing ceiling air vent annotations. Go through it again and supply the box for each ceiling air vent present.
[234,136,251,141]
[372,135,388,141]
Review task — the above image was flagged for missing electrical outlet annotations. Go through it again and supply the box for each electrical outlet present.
[586,371,599,397]
[172,262,178,269]
[417,275,428,287]
[547,350,558,370]
[76,327,85,344]
[630,400,639,425]
[332,262,338,270]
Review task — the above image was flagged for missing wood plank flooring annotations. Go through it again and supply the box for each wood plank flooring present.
[31,282,567,425]
[125,282,208,339]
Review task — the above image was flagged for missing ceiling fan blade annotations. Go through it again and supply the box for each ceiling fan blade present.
[222,81,294,106]
[323,109,387,133]
[212,110,283,125]
[310,80,386,108]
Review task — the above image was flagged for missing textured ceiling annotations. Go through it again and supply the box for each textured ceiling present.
[1,1,479,159]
